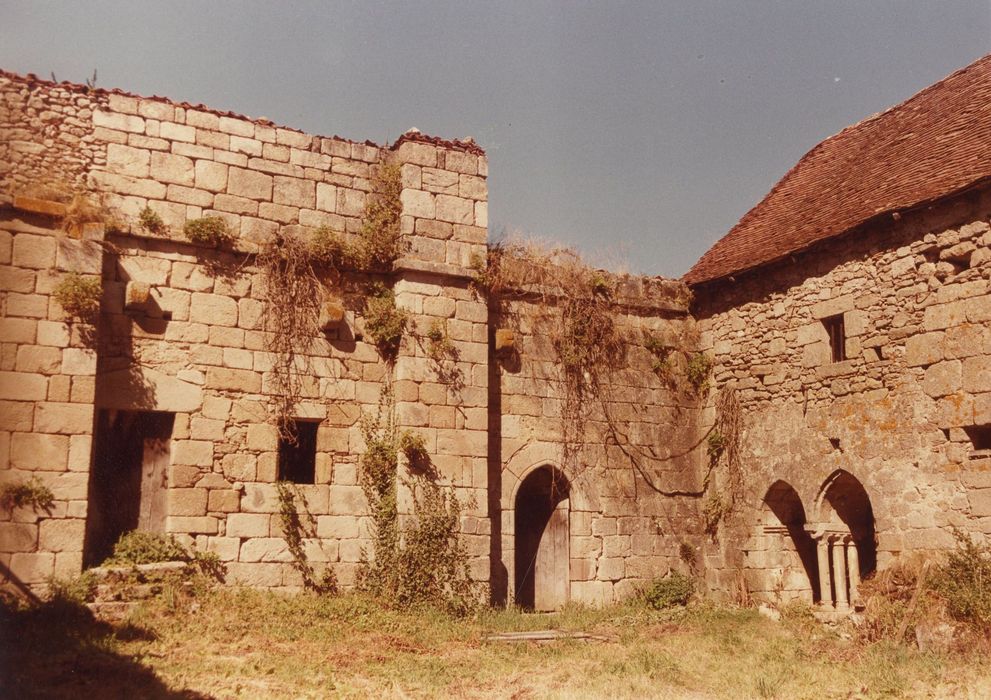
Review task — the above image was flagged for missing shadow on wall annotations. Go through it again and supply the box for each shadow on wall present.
[0,597,212,699]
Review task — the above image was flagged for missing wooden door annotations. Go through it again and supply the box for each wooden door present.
[533,497,569,611]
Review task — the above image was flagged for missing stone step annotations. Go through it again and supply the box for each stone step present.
[86,601,137,622]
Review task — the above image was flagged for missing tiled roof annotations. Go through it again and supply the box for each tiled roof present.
[684,53,991,285]
[0,69,484,156]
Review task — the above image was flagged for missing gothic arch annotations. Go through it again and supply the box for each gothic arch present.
[751,480,820,603]
[809,469,877,611]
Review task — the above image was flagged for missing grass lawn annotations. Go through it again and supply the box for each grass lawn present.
[3,588,990,699]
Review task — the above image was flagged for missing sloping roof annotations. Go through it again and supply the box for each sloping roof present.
[684,53,991,286]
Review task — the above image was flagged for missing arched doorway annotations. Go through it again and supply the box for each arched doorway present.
[514,466,570,611]
[814,470,877,611]
[758,480,819,603]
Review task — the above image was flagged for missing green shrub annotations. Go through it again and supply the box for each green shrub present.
[685,352,712,395]
[0,477,54,513]
[308,226,359,269]
[105,531,190,566]
[932,529,991,630]
[364,285,408,360]
[706,430,726,462]
[275,481,338,594]
[183,216,232,247]
[138,206,166,234]
[644,572,694,609]
[398,431,429,468]
[52,273,101,321]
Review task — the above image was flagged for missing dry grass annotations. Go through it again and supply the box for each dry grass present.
[4,589,991,699]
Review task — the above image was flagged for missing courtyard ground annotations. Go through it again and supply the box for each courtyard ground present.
[2,587,990,699]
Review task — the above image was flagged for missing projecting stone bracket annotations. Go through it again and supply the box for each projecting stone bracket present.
[319,299,346,331]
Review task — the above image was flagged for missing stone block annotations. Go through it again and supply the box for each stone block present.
[222,453,257,481]
[10,432,68,470]
[12,233,56,269]
[190,293,238,326]
[38,518,85,552]
[166,516,219,534]
[93,109,145,133]
[400,189,434,219]
[597,557,625,581]
[435,194,474,224]
[125,280,152,310]
[9,552,55,583]
[15,345,61,374]
[226,562,282,586]
[208,489,240,513]
[273,176,315,208]
[963,356,991,393]
[0,522,37,552]
[195,160,229,192]
[905,332,944,367]
[150,151,194,185]
[172,440,214,467]
[228,167,273,200]
[106,143,150,177]
[33,402,93,434]
[227,512,271,538]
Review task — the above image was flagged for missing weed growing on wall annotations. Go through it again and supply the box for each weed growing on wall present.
[685,352,713,395]
[358,389,477,613]
[52,273,102,323]
[0,477,54,513]
[363,285,409,361]
[138,206,166,235]
[643,571,695,609]
[276,481,339,594]
[183,216,233,247]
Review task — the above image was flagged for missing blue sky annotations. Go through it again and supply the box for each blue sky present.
[2,1,989,277]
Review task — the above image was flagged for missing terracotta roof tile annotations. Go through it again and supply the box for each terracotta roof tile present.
[684,53,991,285]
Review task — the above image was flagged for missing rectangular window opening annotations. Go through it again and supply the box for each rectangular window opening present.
[823,314,846,363]
[964,425,991,455]
[278,420,319,483]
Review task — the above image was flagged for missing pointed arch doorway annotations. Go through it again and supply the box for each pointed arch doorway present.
[514,465,570,611]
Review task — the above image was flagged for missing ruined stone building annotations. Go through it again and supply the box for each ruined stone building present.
[2,54,990,612]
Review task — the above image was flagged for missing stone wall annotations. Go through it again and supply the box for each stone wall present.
[694,182,991,604]
[490,278,705,605]
[0,71,492,590]
[0,203,103,587]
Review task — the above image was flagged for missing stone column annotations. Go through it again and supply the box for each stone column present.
[831,535,849,610]
[815,535,833,608]
[845,536,861,606]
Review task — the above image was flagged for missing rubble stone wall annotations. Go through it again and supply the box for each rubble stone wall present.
[695,183,991,602]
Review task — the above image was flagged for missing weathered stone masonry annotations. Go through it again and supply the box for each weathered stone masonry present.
[4,59,991,610]
[695,184,991,607]
[0,71,703,605]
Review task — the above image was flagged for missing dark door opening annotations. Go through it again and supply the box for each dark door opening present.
[514,466,569,611]
[84,410,175,567]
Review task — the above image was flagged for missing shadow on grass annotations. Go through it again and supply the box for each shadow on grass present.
[0,597,211,699]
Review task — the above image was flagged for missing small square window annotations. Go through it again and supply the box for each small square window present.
[278,420,319,483]
[964,425,991,454]
[823,314,845,363]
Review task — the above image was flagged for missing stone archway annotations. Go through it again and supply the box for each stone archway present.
[753,480,820,604]
[811,470,877,612]
[514,465,570,611]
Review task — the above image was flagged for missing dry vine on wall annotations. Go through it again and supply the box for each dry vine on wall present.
[473,240,704,498]
[258,162,407,441]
